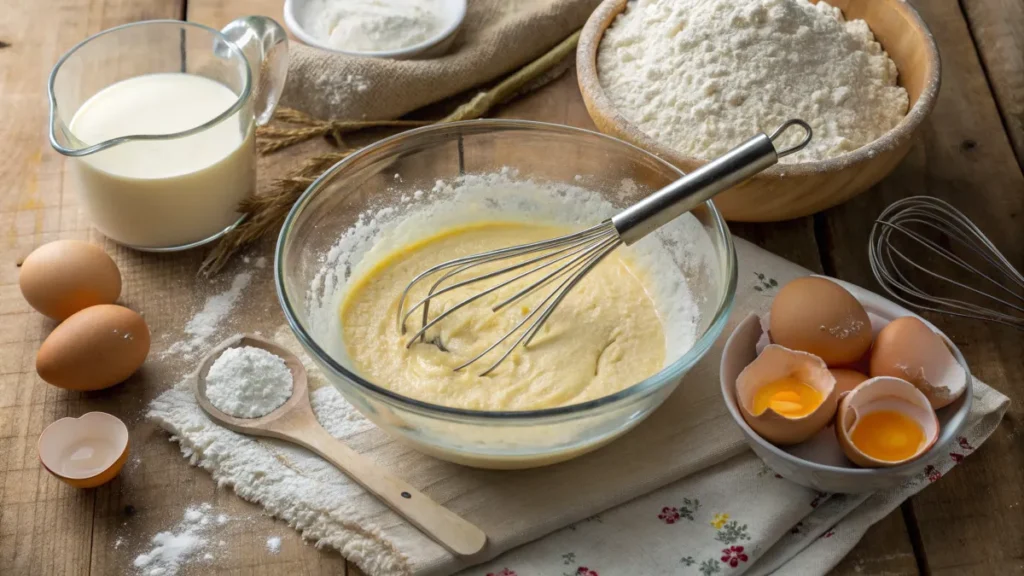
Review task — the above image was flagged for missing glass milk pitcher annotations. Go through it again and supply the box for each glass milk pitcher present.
[48,17,288,251]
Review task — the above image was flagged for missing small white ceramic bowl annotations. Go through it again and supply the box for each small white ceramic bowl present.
[719,276,972,493]
[284,0,466,59]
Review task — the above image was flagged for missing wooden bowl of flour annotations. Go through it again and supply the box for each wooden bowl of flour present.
[577,0,940,222]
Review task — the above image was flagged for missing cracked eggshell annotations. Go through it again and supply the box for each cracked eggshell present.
[736,344,838,446]
[836,376,939,468]
[869,317,967,409]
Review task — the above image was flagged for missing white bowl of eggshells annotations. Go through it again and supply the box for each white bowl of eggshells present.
[720,276,972,494]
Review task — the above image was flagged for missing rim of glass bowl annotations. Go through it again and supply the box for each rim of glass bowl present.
[275,119,738,422]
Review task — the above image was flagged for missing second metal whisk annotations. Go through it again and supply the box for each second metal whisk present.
[870,195,1023,330]
[397,120,813,375]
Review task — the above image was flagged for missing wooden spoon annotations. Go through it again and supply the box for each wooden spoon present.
[193,334,487,556]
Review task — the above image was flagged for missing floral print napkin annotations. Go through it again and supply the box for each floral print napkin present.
[466,377,1007,576]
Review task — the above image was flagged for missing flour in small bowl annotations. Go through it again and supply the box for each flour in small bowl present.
[205,346,293,418]
[304,0,445,53]
[597,0,909,163]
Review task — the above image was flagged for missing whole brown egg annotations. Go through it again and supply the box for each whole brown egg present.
[769,277,872,367]
[19,240,121,321]
[36,305,149,391]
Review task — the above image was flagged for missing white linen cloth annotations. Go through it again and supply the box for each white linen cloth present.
[149,238,1008,576]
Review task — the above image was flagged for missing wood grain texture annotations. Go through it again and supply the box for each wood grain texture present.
[963,0,1024,169]
[2,0,1020,574]
[0,1,185,574]
[816,0,1024,573]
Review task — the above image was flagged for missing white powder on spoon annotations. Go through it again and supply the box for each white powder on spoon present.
[205,346,294,418]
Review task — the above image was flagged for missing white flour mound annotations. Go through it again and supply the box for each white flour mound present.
[266,536,282,554]
[598,0,909,163]
[205,346,294,418]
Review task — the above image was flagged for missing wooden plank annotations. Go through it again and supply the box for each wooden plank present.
[19,0,1014,573]
[962,0,1024,169]
[0,1,187,575]
[817,0,1024,574]
[1,4,193,576]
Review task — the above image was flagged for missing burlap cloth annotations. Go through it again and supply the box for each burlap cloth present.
[281,0,602,120]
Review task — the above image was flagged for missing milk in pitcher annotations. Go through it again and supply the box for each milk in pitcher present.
[69,73,255,248]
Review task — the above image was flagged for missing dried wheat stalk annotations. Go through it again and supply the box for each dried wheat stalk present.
[200,29,581,276]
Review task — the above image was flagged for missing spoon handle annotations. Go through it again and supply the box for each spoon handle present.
[285,423,487,556]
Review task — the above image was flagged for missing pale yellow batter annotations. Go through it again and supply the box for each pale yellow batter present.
[340,222,666,411]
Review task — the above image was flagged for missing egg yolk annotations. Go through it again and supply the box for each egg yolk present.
[849,410,925,462]
[752,377,823,417]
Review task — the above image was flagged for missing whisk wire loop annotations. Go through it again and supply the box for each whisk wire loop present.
[396,120,812,374]
[869,196,1023,331]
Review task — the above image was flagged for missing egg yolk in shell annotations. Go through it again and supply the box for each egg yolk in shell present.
[849,410,925,462]
[752,377,822,418]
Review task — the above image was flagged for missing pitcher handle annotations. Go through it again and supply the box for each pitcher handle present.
[221,16,289,126]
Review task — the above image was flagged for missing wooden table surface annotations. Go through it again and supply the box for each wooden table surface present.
[1,0,1021,574]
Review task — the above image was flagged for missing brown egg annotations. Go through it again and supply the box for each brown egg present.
[770,277,872,367]
[869,316,967,409]
[19,240,121,321]
[37,305,150,391]
[830,369,869,398]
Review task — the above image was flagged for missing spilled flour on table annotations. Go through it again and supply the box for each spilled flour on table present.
[147,326,407,576]
[132,503,216,576]
[161,271,252,361]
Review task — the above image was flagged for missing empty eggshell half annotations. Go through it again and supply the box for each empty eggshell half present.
[736,344,838,445]
[870,316,967,409]
[836,377,939,468]
[38,412,129,488]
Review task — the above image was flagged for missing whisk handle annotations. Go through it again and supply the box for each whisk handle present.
[611,119,811,245]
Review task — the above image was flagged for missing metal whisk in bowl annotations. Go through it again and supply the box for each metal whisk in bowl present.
[869,196,1024,330]
[398,119,813,375]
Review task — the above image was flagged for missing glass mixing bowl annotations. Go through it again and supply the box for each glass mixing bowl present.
[276,120,737,468]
